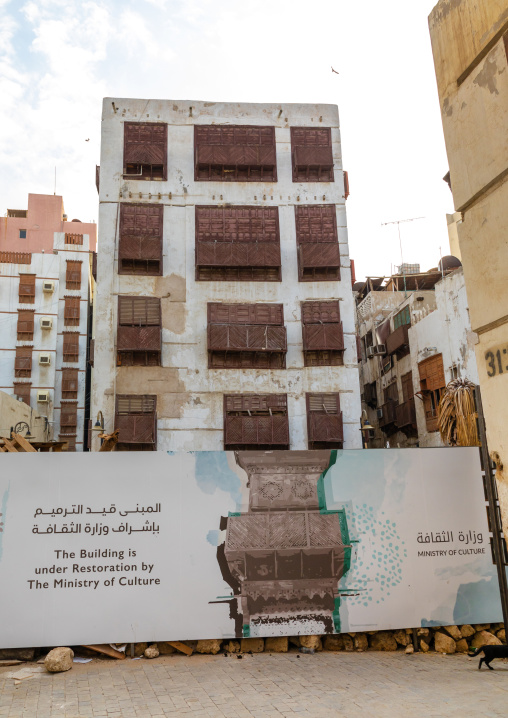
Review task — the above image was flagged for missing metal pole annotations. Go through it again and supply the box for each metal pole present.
[476,385,508,628]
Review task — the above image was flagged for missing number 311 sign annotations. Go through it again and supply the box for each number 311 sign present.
[485,344,508,378]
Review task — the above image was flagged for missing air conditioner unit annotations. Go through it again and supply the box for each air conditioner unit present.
[39,352,51,366]
[37,390,50,403]
[372,344,387,356]
[376,408,383,419]
[42,281,55,293]
[40,317,53,330]
[367,346,375,359]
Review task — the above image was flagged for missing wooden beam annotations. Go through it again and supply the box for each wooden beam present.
[0,437,18,452]
[12,434,37,452]
[82,644,126,660]
[166,641,193,656]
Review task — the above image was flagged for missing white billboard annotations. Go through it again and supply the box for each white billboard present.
[0,448,501,647]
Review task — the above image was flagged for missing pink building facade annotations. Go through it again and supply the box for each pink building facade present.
[0,194,96,254]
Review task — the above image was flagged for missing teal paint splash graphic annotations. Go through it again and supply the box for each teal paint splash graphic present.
[195,452,242,510]
[0,484,10,562]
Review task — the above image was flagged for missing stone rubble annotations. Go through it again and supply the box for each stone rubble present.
[44,647,74,673]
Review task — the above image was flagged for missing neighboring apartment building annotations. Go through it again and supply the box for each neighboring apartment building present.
[0,196,96,451]
[356,261,479,448]
[429,2,508,480]
[91,98,361,452]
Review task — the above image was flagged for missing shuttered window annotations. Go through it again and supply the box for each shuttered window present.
[384,381,399,404]
[17,310,35,340]
[13,382,31,407]
[208,303,286,369]
[60,402,78,434]
[291,127,334,182]
[401,371,414,402]
[306,393,343,449]
[123,122,167,180]
[393,305,411,330]
[14,346,32,378]
[64,296,80,326]
[66,261,82,290]
[295,205,340,281]
[62,368,79,399]
[18,274,35,303]
[62,332,79,362]
[115,394,157,451]
[301,301,344,366]
[419,354,445,433]
[117,297,161,366]
[224,394,289,450]
[119,203,163,275]
[195,125,277,182]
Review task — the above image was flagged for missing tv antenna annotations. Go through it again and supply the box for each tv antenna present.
[381,216,425,296]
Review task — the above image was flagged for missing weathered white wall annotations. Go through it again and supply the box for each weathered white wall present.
[92,99,361,450]
[0,390,51,442]
[0,234,92,448]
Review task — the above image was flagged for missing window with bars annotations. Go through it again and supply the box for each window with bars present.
[123,122,167,180]
[14,346,32,377]
[295,205,340,281]
[18,274,35,303]
[306,393,343,449]
[418,354,445,433]
[224,394,289,450]
[195,206,281,281]
[62,332,79,362]
[301,300,344,366]
[61,368,79,399]
[194,125,277,182]
[208,303,286,369]
[117,296,161,366]
[118,203,163,275]
[13,382,31,407]
[17,310,35,340]
[291,127,334,182]
[66,261,82,290]
[115,394,157,451]
[64,296,80,326]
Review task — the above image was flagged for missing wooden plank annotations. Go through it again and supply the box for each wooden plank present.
[166,641,193,656]
[0,437,18,452]
[82,644,126,660]
[12,434,37,452]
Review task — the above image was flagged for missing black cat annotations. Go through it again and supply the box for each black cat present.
[470,644,508,670]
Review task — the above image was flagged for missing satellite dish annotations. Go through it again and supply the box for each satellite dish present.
[439,255,462,272]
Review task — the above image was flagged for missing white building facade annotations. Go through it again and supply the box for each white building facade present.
[0,233,94,450]
[92,98,361,452]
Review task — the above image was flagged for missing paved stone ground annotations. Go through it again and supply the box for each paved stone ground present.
[1,651,508,718]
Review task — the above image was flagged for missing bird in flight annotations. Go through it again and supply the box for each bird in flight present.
[331,67,339,74]
[85,138,90,142]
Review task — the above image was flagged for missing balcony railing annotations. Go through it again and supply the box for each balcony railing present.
[117,326,161,352]
[303,323,344,352]
[197,242,281,268]
[395,398,416,429]
[379,400,397,428]
[225,415,289,447]
[308,412,344,444]
[208,325,287,353]
[386,324,410,355]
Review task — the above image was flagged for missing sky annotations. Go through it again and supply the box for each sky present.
[0,0,453,281]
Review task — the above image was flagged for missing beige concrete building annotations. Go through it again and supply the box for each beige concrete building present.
[91,98,361,452]
[429,2,508,518]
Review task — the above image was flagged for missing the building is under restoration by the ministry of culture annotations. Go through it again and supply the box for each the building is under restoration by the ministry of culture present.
[91,99,360,452]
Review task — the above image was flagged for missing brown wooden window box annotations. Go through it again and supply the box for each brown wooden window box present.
[364,381,378,409]
[123,122,167,181]
[117,297,161,366]
[66,260,82,290]
[379,400,398,429]
[62,333,80,363]
[295,205,340,281]
[395,398,417,430]
[386,323,410,356]
[118,203,163,276]
[14,346,32,378]
[208,303,286,369]
[224,394,289,450]
[18,274,35,303]
[60,402,78,435]
[301,300,344,366]
[17,310,35,341]
[64,296,80,327]
[13,382,31,407]
[65,233,83,245]
[115,394,157,451]
[195,126,277,182]
[61,368,79,400]
[291,128,334,182]
[59,434,77,452]
[307,393,343,449]
[418,354,445,433]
